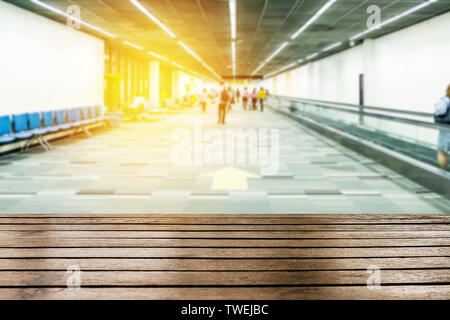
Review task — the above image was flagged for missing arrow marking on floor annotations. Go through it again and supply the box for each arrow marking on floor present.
[203,167,260,190]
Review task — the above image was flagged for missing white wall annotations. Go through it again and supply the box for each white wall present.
[0,1,104,114]
[268,11,450,112]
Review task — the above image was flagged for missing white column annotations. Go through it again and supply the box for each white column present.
[171,69,179,102]
[149,61,159,110]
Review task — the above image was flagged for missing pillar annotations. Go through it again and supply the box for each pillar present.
[149,60,159,110]
[172,69,180,103]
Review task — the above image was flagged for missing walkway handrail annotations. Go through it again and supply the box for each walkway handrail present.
[272,95,433,118]
[269,95,450,132]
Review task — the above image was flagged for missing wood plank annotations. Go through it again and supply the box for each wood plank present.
[0,269,448,286]
[0,238,449,248]
[0,247,448,258]
[0,216,448,225]
[0,230,449,239]
[0,214,448,220]
[0,257,448,271]
[0,223,449,231]
[0,286,449,300]
[0,214,448,300]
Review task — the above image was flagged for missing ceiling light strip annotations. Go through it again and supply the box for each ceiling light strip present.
[322,42,342,52]
[30,0,116,38]
[291,0,337,40]
[30,1,215,81]
[178,41,203,62]
[148,51,169,62]
[306,52,319,60]
[231,41,236,76]
[129,0,176,38]
[124,41,143,50]
[252,41,289,75]
[130,0,219,80]
[229,0,237,77]
[265,62,297,78]
[350,0,439,41]
[229,0,237,40]
[264,0,439,79]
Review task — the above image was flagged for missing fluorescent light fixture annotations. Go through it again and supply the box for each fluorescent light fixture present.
[231,42,236,62]
[265,42,289,63]
[291,0,337,40]
[231,41,236,75]
[178,41,203,62]
[129,0,176,38]
[173,45,220,79]
[252,42,289,75]
[350,0,439,40]
[229,0,237,76]
[29,0,116,38]
[124,41,143,50]
[265,62,297,78]
[322,42,342,52]
[277,62,297,73]
[229,0,237,39]
[202,62,221,79]
[148,51,169,62]
[306,52,319,60]
[266,41,338,73]
[171,62,185,69]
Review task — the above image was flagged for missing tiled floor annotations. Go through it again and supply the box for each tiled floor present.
[0,106,449,214]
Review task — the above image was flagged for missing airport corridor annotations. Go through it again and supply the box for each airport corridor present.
[0,105,448,215]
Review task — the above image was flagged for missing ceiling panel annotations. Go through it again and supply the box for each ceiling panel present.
[4,0,450,79]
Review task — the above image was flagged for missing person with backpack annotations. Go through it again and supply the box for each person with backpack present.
[242,87,249,110]
[218,82,230,125]
[434,84,450,169]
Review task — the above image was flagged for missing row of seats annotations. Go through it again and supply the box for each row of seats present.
[0,106,106,144]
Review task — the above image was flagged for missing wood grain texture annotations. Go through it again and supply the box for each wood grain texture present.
[0,247,449,258]
[0,214,448,300]
[0,286,448,300]
[1,238,449,247]
[1,230,449,239]
[0,257,448,271]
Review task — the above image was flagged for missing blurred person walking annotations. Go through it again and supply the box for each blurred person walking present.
[251,88,258,111]
[227,86,235,112]
[242,87,249,110]
[199,88,207,113]
[236,88,241,103]
[258,87,266,112]
[434,84,450,170]
[218,82,230,125]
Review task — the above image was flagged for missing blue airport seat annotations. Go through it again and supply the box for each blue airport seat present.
[12,114,33,139]
[0,115,16,144]
[67,108,82,127]
[42,111,59,133]
[90,106,97,119]
[28,112,51,135]
[55,109,71,130]
[95,105,107,120]
[91,106,103,122]
[81,107,95,125]
[0,136,16,144]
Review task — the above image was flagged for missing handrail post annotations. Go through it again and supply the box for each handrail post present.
[359,104,364,125]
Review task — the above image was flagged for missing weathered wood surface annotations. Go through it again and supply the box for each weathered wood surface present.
[0,214,448,300]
